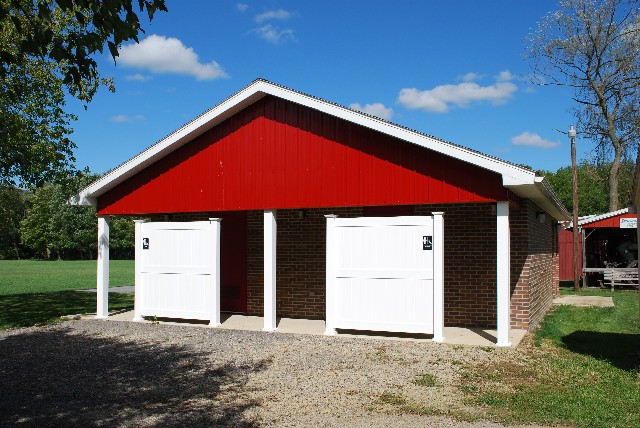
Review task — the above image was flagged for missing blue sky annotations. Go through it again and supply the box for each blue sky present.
[68,0,586,176]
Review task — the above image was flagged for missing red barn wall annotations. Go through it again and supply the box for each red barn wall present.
[582,213,636,229]
[97,96,509,215]
[559,227,582,281]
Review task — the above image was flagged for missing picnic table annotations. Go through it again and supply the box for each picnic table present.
[583,267,639,290]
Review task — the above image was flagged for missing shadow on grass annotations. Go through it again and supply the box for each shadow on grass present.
[0,327,264,426]
[562,331,640,371]
[0,291,134,329]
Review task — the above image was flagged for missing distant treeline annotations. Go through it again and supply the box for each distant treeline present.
[541,160,636,215]
[0,173,138,260]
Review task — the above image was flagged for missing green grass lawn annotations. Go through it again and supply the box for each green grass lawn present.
[0,259,134,295]
[460,286,640,428]
[0,260,135,329]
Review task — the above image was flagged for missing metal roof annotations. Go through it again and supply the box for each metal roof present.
[563,208,631,228]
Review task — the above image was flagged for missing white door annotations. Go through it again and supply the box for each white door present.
[135,221,220,323]
[326,215,442,335]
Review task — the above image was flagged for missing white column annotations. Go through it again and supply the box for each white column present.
[96,215,110,319]
[324,215,338,335]
[432,212,445,342]
[263,210,277,331]
[209,218,222,327]
[133,220,145,321]
[496,201,511,347]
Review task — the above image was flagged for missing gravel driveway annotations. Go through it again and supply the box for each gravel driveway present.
[0,320,539,427]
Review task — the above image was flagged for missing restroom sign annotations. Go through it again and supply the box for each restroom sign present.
[620,218,637,229]
[142,238,150,249]
[423,235,432,250]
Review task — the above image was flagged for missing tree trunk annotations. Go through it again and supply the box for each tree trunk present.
[609,143,623,212]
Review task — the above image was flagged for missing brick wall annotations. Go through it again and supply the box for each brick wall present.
[510,204,530,329]
[525,201,558,329]
[508,201,559,330]
[247,207,362,319]
[415,204,498,327]
[247,210,263,316]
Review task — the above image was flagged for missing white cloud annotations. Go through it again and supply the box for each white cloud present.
[237,3,249,12]
[118,35,228,80]
[397,71,517,113]
[511,131,559,149]
[349,102,394,120]
[252,24,295,43]
[496,70,513,82]
[458,72,482,82]
[110,114,145,123]
[124,73,151,82]
[255,9,292,23]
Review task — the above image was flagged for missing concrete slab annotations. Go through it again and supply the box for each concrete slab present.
[553,295,614,307]
[441,327,527,347]
[76,286,135,293]
[98,310,526,348]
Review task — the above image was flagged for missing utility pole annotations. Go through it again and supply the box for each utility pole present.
[569,125,580,291]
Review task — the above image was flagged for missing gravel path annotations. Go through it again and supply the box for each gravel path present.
[0,320,541,427]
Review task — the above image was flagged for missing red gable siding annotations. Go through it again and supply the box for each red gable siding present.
[582,212,636,229]
[97,96,508,215]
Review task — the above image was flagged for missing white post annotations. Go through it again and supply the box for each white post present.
[496,201,511,346]
[209,218,222,327]
[96,215,110,319]
[133,220,145,321]
[432,212,445,342]
[324,215,338,335]
[263,210,277,331]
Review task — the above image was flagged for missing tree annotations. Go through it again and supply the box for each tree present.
[0,185,29,258]
[1,53,78,187]
[0,0,166,187]
[20,173,98,258]
[542,159,636,214]
[0,0,167,91]
[528,0,640,211]
[19,172,138,259]
[110,215,135,259]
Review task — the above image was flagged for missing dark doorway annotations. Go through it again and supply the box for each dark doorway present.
[218,211,248,313]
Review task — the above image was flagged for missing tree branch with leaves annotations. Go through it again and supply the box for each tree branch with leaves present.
[528,0,640,211]
[0,0,166,188]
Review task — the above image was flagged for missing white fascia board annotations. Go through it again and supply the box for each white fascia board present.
[505,177,570,221]
[75,79,538,206]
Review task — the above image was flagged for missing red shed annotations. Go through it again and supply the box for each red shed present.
[561,208,638,286]
[75,79,569,345]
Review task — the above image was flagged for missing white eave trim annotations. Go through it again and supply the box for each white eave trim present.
[74,79,559,214]
[504,177,570,221]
